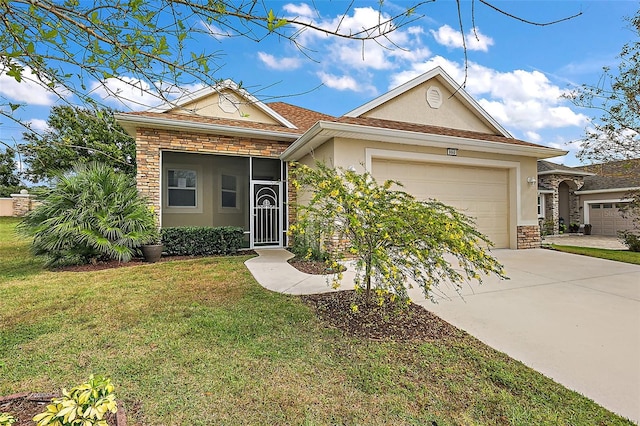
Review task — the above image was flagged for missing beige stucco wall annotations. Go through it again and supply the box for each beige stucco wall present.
[169,89,280,125]
[362,80,495,134]
[317,136,540,248]
[0,198,12,216]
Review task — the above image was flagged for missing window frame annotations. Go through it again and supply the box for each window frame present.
[164,164,203,214]
[219,171,242,213]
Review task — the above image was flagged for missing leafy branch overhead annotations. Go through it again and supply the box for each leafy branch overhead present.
[0,0,581,123]
[0,0,430,115]
[290,162,507,307]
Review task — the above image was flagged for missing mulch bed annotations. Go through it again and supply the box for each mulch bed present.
[0,393,123,426]
[287,258,346,275]
[301,290,464,341]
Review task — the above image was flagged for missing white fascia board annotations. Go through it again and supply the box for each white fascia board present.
[145,80,298,129]
[114,113,300,141]
[575,186,640,195]
[538,169,595,176]
[343,66,512,138]
[538,189,554,194]
[280,120,566,161]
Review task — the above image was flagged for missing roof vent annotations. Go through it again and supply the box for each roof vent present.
[219,92,240,113]
[426,86,443,109]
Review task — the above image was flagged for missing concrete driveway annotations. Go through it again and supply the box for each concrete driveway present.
[247,247,640,422]
[409,249,640,423]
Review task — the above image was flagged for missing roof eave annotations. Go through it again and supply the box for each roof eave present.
[114,113,301,141]
[538,170,595,177]
[280,121,566,162]
[575,186,640,195]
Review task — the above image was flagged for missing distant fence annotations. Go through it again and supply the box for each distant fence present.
[0,190,38,217]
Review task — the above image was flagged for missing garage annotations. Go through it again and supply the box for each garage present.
[372,159,510,248]
[588,202,635,236]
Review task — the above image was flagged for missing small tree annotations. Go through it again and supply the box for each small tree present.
[18,162,158,267]
[0,147,20,187]
[290,162,507,306]
[20,106,135,183]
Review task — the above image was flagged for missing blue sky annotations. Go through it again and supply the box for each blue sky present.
[0,1,636,168]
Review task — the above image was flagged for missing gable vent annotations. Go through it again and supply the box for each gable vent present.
[219,92,240,113]
[426,86,443,109]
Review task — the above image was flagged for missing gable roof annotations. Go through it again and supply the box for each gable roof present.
[344,66,512,138]
[281,117,566,161]
[576,159,640,192]
[147,80,298,129]
[537,160,594,176]
[115,111,301,141]
[267,102,336,132]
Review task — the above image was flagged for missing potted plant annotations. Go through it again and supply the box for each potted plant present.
[141,240,163,262]
[569,222,580,233]
[141,206,162,262]
[583,224,592,235]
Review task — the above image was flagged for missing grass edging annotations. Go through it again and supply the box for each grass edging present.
[546,244,640,265]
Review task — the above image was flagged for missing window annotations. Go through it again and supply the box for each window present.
[537,195,545,218]
[603,203,613,209]
[167,169,197,207]
[221,174,238,209]
[592,204,601,209]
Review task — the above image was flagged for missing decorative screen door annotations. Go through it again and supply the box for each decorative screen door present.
[251,181,283,247]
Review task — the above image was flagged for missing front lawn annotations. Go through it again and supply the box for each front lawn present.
[549,244,640,265]
[0,217,633,425]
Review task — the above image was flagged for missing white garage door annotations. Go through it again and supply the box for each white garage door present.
[372,159,510,248]
[589,202,635,236]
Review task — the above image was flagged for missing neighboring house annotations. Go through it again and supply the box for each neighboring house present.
[537,159,640,235]
[115,67,565,250]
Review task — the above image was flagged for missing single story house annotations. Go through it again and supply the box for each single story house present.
[537,159,640,235]
[115,67,566,250]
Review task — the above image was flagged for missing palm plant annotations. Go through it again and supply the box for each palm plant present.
[18,162,159,266]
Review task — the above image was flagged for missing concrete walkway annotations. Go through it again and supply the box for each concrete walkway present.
[245,248,640,423]
[543,234,627,250]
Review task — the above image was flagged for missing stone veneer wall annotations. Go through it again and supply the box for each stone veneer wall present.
[11,191,37,217]
[517,225,541,249]
[537,174,584,234]
[136,127,293,215]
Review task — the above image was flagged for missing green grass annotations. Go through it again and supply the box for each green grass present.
[549,244,640,265]
[0,217,634,425]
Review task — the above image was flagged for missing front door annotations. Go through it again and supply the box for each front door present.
[251,181,283,247]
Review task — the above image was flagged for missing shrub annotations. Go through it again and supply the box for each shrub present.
[17,162,158,266]
[619,230,640,252]
[161,226,244,256]
[288,222,331,262]
[0,185,25,198]
[33,375,117,426]
[0,413,16,426]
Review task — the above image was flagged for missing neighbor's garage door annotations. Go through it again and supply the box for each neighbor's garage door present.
[589,202,635,236]
[372,159,510,248]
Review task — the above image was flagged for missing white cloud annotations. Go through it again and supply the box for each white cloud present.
[317,71,376,94]
[0,65,61,106]
[201,21,233,39]
[283,3,315,18]
[288,6,429,72]
[525,131,542,143]
[389,56,588,134]
[89,77,160,110]
[430,24,494,52]
[257,52,302,70]
[28,118,49,132]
